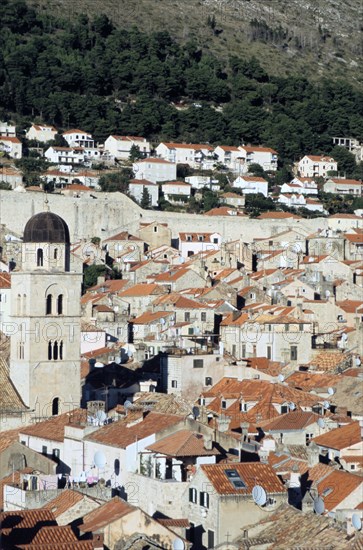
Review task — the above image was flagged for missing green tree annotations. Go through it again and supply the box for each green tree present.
[140,186,151,208]
[83,264,107,289]
[330,146,357,177]
[247,163,266,177]
[99,168,133,192]
[129,144,142,161]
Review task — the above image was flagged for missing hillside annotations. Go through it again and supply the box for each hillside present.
[28,0,363,87]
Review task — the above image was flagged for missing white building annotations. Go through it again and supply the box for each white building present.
[129,179,159,207]
[278,193,325,212]
[178,232,222,258]
[62,129,94,148]
[155,142,214,168]
[238,145,278,173]
[324,178,362,196]
[332,137,363,162]
[0,136,22,159]
[26,124,57,143]
[133,158,177,184]
[161,181,191,202]
[44,146,85,165]
[281,177,318,195]
[185,175,220,191]
[233,175,268,197]
[0,121,16,137]
[0,166,23,189]
[104,135,151,160]
[213,145,244,172]
[0,273,11,332]
[297,155,337,178]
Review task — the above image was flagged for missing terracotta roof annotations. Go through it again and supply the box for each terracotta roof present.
[111,135,145,141]
[79,497,134,533]
[258,211,302,219]
[42,490,85,517]
[200,462,285,495]
[328,178,362,185]
[118,283,160,297]
[217,145,240,152]
[157,518,190,528]
[286,372,338,392]
[86,279,129,293]
[312,421,361,450]
[237,175,268,183]
[179,232,217,242]
[261,410,321,432]
[152,293,207,309]
[129,178,157,185]
[0,136,21,143]
[345,234,363,243]
[240,145,277,154]
[104,231,142,242]
[205,207,247,217]
[305,155,335,162]
[307,351,352,372]
[329,213,362,219]
[131,310,174,325]
[161,181,191,187]
[135,157,174,164]
[0,427,22,452]
[0,509,57,546]
[0,272,11,289]
[93,304,114,313]
[85,411,183,449]
[17,525,79,546]
[19,409,86,442]
[309,466,363,512]
[63,129,90,135]
[336,299,363,313]
[159,142,213,151]
[153,268,192,282]
[146,430,220,457]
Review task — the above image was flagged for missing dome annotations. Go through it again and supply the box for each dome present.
[23,212,70,244]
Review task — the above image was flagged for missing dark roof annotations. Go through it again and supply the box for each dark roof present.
[23,212,70,244]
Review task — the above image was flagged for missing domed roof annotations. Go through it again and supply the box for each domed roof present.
[23,212,70,244]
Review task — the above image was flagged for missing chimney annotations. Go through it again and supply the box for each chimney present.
[241,422,249,437]
[203,434,213,450]
[307,442,320,467]
[216,414,231,433]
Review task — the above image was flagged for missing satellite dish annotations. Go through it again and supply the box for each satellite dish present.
[160,317,166,325]
[178,256,185,264]
[341,333,348,341]
[356,356,361,366]
[124,400,132,409]
[289,402,296,410]
[314,497,325,515]
[277,374,285,383]
[94,451,106,469]
[252,485,267,506]
[79,471,87,482]
[327,387,335,395]
[95,410,107,423]
[323,401,330,410]
[173,538,185,550]
[192,406,200,420]
[352,513,362,531]
[317,418,325,428]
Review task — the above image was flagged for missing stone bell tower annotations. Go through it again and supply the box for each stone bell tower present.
[10,210,82,417]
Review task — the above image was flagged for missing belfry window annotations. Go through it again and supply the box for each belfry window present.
[57,294,63,315]
[37,248,43,267]
[46,295,52,315]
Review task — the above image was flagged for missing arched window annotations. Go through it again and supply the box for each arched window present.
[37,248,43,267]
[59,340,63,360]
[57,294,63,315]
[46,295,52,315]
[17,294,21,315]
[48,341,52,360]
[53,341,58,360]
[54,248,58,260]
[52,397,59,416]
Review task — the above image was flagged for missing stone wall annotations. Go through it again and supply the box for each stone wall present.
[1,190,330,246]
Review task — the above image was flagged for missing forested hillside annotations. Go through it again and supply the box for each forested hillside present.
[1,0,362,164]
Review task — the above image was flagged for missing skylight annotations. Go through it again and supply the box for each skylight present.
[225,469,246,490]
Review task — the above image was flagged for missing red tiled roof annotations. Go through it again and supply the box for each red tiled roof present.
[160,142,213,151]
[79,497,134,533]
[0,136,21,143]
[104,231,142,242]
[258,211,302,219]
[135,157,174,164]
[261,410,321,432]
[118,283,160,297]
[237,176,268,183]
[0,272,11,289]
[201,462,285,495]
[312,421,361,450]
[19,409,86,442]
[146,430,220,457]
[42,490,86,517]
[240,146,278,154]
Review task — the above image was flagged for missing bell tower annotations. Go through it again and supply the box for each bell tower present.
[10,210,82,417]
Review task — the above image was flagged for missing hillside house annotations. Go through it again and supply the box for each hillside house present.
[155,142,214,168]
[133,158,177,183]
[233,175,268,197]
[324,178,362,196]
[179,232,222,258]
[161,181,192,203]
[26,124,57,143]
[0,136,22,159]
[128,179,159,207]
[297,155,337,178]
[104,135,151,160]
[238,145,278,173]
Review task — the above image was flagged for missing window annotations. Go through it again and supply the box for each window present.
[299,324,303,331]
[205,377,212,386]
[21,440,26,446]
[198,236,204,242]
[350,464,356,470]
[42,446,47,455]
[193,359,203,368]
[184,312,190,322]
[153,226,158,233]
[208,530,215,549]
[37,248,43,267]
[200,491,209,508]
[48,341,52,360]
[54,248,58,260]
[187,235,192,242]
[241,344,245,357]
[221,400,226,409]
[240,402,247,412]
[225,469,246,490]
[46,294,52,315]
[268,324,272,332]
[213,238,218,244]
[57,294,63,315]
[290,346,298,361]
[200,397,206,405]
[52,397,59,416]
[188,328,194,335]
[19,342,24,360]
[53,341,59,360]
[285,324,289,331]
[201,312,207,322]
[267,346,272,360]
[281,405,288,414]
[305,433,313,444]
[171,380,178,388]
[53,448,60,459]
[189,487,197,503]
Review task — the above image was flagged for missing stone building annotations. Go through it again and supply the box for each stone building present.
[9,210,82,418]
